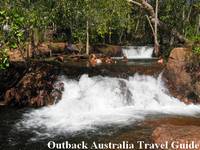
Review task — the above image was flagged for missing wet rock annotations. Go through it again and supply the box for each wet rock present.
[30,90,54,107]
[61,61,164,78]
[152,125,200,150]
[118,80,133,104]
[53,82,64,91]
[51,89,62,103]
[51,81,64,103]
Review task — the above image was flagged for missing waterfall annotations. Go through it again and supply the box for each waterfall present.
[17,74,200,138]
[122,46,153,59]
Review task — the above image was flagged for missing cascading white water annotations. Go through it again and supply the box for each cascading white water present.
[122,46,153,59]
[18,74,200,138]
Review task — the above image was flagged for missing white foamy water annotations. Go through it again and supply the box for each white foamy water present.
[17,74,200,137]
[122,46,153,59]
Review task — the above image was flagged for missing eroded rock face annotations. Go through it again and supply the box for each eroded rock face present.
[152,125,200,150]
[3,62,63,107]
[163,47,200,103]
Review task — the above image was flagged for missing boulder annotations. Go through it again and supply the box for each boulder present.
[48,42,81,53]
[165,47,192,88]
[48,42,66,53]
[92,44,123,57]
[37,42,51,56]
[163,47,200,103]
[152,125,200,150]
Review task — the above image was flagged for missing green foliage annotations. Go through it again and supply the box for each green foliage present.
[189,35,200,41]
[52,0,131,43]
[193,46,200,55]
[0,6,26,69]
[157,0,200,57]
[0,0,53,68]
[0,48,9,70]
[0,0,199,65]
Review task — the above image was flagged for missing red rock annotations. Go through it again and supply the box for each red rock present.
[163,47,200,104]
[152,125,200,150]
[166,47,192,87]
[3,62,62,107]
[56,56,64,62]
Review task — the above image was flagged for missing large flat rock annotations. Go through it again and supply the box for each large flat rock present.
[152,125,200,150]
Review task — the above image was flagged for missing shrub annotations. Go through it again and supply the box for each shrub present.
[0,48,9,70]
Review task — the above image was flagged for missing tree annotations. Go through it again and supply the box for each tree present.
[0,0,53,60]
[53,0,132,54]
[128,0,189,43]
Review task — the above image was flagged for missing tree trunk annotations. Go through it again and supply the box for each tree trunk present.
[182,6,185,34]
[109,27,112,44]
[119,30,123,44]
[154,0,159,56]
[197,14,200,35]
[135,19,140,33]
[27,29,34,59]
[186,5,192,22]
[86,20,89,55]
[146,15,155,36]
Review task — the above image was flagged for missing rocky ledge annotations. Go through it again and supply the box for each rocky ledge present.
[0,61,63,107]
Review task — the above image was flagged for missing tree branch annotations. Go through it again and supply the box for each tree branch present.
[127,0,142,7]
[146,15,155,36]
[127,0,189,44]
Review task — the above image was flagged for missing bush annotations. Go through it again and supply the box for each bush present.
[192,46,200,55]
[0,48,9,70]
